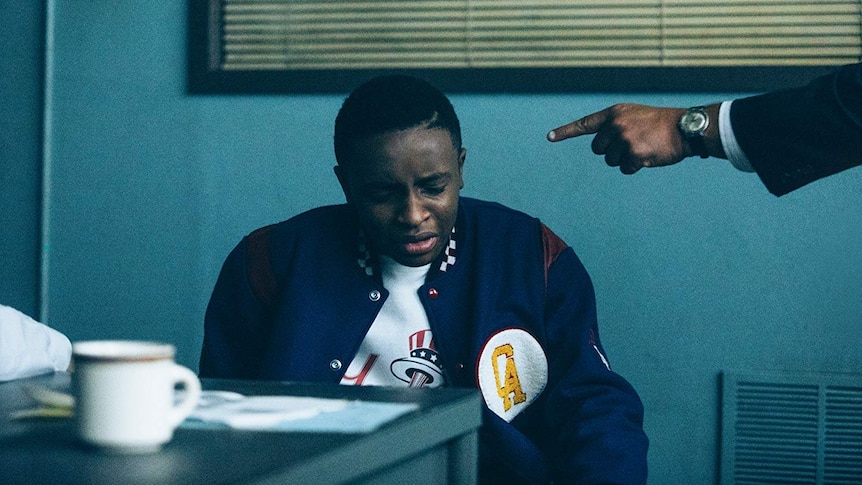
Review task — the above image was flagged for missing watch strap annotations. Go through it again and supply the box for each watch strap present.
[688,135,709,159]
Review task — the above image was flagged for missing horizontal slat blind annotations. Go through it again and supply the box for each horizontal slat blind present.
[663,0,862,66]
[215,0,862,71]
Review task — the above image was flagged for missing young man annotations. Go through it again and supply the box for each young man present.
[201,75,648,483]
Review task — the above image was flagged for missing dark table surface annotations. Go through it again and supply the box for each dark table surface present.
[0,372,482,485]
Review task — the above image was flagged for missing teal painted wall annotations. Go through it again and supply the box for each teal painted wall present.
[28,2,862,483]
[0,1,43,316]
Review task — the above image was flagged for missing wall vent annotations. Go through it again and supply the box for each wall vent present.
[721,371,862,485]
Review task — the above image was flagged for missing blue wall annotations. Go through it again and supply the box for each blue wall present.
[12,2,862,483]
[1,1,43,316]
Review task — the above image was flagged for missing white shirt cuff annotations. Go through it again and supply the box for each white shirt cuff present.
[719,100,755,173]
[0,304,72,381]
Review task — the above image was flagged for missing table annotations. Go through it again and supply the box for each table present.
[0,372,482,484]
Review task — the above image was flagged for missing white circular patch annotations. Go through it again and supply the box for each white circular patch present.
[476,328,548,422]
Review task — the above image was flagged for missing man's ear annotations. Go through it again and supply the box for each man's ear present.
[334,165,351,202]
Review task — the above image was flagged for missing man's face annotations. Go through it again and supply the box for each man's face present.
[336,126,465,267]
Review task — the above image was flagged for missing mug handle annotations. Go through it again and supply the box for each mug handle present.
[167,364,202,427]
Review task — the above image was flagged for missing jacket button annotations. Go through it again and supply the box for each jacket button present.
[369,290,381,301]
[428,288,439,299]
[329,359,342,371]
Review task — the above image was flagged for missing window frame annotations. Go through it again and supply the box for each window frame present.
[187,0,853,94]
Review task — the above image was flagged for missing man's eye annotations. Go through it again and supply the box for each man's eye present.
[368,191,392,202]
[423,185,446,195]
[363,188,394,202]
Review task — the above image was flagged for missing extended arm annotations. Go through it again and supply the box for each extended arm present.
[548,103,724,174]
[548,62,862,196]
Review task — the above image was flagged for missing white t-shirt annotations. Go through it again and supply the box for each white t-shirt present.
[0,304,72,381]
[340,256,446,388]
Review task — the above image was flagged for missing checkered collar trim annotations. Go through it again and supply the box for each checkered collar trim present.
[438,227,457,272]
[356,232,375,276]
[356,226,458,277]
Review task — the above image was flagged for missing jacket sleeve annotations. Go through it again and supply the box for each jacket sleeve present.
[730,62,862,196]
[541,234,649,483]
[199,237,272,379]
[0,304,72,381]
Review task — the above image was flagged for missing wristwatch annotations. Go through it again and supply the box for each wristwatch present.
[677,106,710,158]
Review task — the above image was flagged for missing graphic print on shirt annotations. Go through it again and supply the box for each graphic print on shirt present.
[390,329,445,387]
[340,329,446,388]
[477,328,548,422]
[340,354,378,385]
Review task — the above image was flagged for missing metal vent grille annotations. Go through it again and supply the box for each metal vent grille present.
[721,371,862,485]
[824,386,862,484]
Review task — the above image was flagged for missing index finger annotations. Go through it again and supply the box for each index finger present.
[547,107,612,142]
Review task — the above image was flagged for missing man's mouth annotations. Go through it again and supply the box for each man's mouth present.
[400,234,437,256]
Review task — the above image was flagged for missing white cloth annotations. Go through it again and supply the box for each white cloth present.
[0,304,72,381]
[340,256,445,388]
[719,100,756,173]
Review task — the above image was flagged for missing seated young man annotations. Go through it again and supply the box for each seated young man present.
[200,75,648,483]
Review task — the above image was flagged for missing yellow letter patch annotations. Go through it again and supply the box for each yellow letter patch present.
[492,344,527,411]
[477,329,548,422]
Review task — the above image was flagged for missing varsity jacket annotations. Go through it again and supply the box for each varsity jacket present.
[200,197,648,484]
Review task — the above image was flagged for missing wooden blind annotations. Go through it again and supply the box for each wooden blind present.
[213,0,862,71]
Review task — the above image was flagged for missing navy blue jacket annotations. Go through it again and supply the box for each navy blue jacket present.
[201,197,648,483]
[732,62,862,196]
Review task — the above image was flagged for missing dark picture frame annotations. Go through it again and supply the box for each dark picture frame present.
[187,0,845,95]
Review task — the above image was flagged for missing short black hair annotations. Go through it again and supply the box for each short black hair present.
[334,74,462,167]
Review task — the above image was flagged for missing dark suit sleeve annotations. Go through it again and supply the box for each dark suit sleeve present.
[730,62,862,196]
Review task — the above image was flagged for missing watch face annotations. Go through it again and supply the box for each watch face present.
[681,110,707,135]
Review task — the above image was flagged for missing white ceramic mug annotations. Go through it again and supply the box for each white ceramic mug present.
[72,340,201,453]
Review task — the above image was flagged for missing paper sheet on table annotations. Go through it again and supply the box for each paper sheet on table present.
[182,391,419,433]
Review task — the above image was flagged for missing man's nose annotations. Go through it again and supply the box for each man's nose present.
[398,192,427,226]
